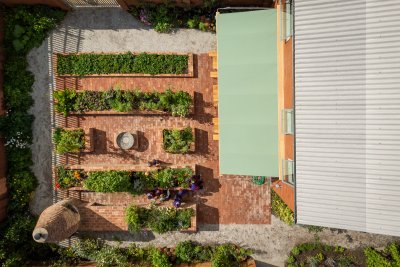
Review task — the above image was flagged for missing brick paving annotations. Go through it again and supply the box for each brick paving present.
[55,53,271,229]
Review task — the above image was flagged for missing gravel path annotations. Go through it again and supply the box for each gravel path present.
[27,7,400,266]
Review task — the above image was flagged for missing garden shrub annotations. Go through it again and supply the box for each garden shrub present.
[125,205,194,234]
[364,247,392,267]
[53,127,85,154]
[57,53,189,75]
[163,127,194,154]
[388,243,400,266]
[211,244,251,267]
[271,190,294,225]
[84,171,132,193]
[149,248,172,267]
[54,88,192,117]
[95,246,129,267]
[175,241,198,263]
[0,5,66,265]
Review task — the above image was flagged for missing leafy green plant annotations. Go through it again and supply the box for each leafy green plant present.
[149,248,172,267]
[53,128,85,154]
[175,241,198,263]
[271,190,294,225]
[364,247,392,267]
[163,127,194,154]
[95,246,129,267]
[56,166,85,188]
[84,171,132,193]
[211,244,251,267]
[54,88,192,117]
[57,53,189,75]
[388,243,400,266]
[125,205,194,234]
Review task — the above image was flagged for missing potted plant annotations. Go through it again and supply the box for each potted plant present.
[162,127,195,154]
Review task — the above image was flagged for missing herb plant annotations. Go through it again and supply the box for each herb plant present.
[163,127,194,154]
[53,128,85,154]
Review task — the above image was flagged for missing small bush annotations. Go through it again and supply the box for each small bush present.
[53,128,85,154]
[211,244,251,267]
[57,53,189,75]
[175,241,198,263]
[271,190,294,225]
[364,247,392,267]
[163,127,194,154]
[149,248,172,267]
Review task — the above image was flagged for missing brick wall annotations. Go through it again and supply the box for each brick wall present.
[0,9,8,223]
[1,0,71,10]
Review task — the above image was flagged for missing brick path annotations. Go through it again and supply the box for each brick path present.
[55,54,271,229]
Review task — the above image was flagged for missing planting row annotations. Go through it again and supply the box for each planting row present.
[53,127,194,154]
[50,239,254,267]
[56,165,194,193]
[56,52,192,76]
[54,88,193,117]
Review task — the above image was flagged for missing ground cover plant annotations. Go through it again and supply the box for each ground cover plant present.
[364,243,400,267]
[129,1,217,33]
[57,53,189,76]
[55,166,193,192]
[286,242,361,267]
[163,127,194,154]
[271,190,294,225]
[125,205,194,234]
[53,128,85,154]
[54,88,192,117]
[0,5,66,266]
[48,239,252,267]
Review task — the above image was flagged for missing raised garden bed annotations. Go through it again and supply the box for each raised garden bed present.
[54,89,194,117]
[54,165,195,192]
[125,203,197,233]
[54,52,194,77]
[53,127,94,154]
[163,127,195,154]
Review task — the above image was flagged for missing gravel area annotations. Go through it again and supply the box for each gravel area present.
[27,7,400,267]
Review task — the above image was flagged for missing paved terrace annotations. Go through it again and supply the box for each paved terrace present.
[55,53,271,225]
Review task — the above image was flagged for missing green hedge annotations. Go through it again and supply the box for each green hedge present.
[56,166,193,192]
[57,53,189,76]
[125,205,194,234]
[364,244,400,267]
[0,5,66,266]
[54,88,192,117]
[271,190,294,225]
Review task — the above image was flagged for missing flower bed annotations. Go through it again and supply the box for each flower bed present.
[125,204,194,233]
[55,166,193,192]
[271,190,294,225]
[53,127,85,154]
[163,127,195,154]
[54,88,193,117]
[55,52,193,77]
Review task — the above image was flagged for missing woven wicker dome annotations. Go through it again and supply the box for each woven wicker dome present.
[33,198,80,243]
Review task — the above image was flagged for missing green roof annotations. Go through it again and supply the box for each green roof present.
[217,10,278,177]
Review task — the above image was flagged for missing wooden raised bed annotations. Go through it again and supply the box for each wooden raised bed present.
[163,127,196,153]
[53,52,194,77]
[63,91,195,116]
[55,127,95,153]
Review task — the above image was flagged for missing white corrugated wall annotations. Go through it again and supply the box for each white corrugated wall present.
[295,0,400,236]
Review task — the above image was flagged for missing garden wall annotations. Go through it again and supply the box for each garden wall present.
[1,0,71,10]
[0,9,8,222]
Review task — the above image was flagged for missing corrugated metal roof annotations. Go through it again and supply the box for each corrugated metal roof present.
[295,0,400,236]
[217,10,279,177]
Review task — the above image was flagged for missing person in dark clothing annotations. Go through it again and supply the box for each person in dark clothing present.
[173,189,188,208]
[148,159,161,167]
[189,174,204,191]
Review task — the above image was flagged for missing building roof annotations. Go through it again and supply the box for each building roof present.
[217,9,279,177]
[295,0,400,236]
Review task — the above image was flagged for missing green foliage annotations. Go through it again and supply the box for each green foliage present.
[53,128,85,154]
[95,246,129,267]
[125,205,194,234]
[287,255,295,264]
[271,190,294,225]
[364,247,392,267]
[56,166,85,188]
[388,243,400,266]
[163,127,194,154]
[84,171,132,193]
[57,53,189,75]
[54,88,192,117]
[175,241,198,263]
[0,6,65,266]
[149,248,172,267]
[211,244,251,267]
[130,4,216,32]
